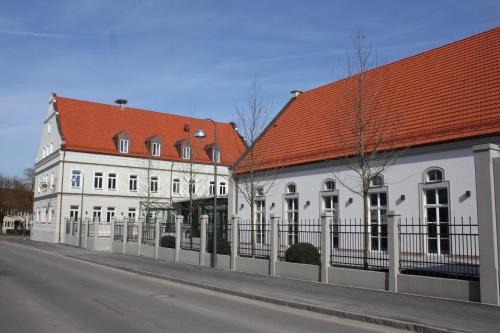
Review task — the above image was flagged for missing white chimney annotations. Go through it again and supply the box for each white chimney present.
[290,90,302,98]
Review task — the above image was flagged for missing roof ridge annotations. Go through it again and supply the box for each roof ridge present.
[301,26,499,96]
[56,95,233,126]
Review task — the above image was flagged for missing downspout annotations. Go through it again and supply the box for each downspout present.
[58,150,66,243]
[169,161,174,205]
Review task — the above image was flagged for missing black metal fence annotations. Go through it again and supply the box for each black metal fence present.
[330,218,389,271]
[142,223,155,246]
[114,222,124,241]
[278,218,321,264]
[127,223,139,242]
[206,221,232,254]
[399,217,479,280]
[181,223,200,252]
[238,219,270,258]
[159,220,176,247]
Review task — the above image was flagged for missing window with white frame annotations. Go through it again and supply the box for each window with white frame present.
[209,181,215,195]
[369,192,388,252]
[426,168,443,183]
[189,179,196,194]
[108,173,117,190]
[150,176,158,192]
[151,142,161,156]
[106,207,115,223]
[129,175,137,191]
[128,208,136,222]
[119,139,129,153]
[182,146,191,160]
[93,206,102,222]
[324,180,335,191]
[286,183,296,194]
[94,172,103,190]
[371,175,384,187]
[322,179,338,248]
[219,182,226,195]
[423,180,450,255]
[285,197,299,244]
[69,205,79,221]
[256,186,264,196]
[47,123,51,134]
[71,170,81,188]
[256,199,266,244]
[172,178,180,194]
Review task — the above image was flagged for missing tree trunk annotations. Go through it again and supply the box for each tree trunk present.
[250,197,255,257]
[363,184,369,270]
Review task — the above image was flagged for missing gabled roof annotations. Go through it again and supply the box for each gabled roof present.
[235,27,500,173]
[55,96,246,166]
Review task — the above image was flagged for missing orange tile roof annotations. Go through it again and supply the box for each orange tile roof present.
[55,96,247,166]
[235,27,500,173]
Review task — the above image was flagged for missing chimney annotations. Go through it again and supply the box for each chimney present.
[115,99,128,111]
[229,122,238,131]
[290,90,302,98]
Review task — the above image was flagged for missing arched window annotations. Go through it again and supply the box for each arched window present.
[323,179,335,191]
[425,167,444,183]
[286,183,296,194]
[371,175,384,187]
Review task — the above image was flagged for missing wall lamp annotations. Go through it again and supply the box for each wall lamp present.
[348,198,353,204]
[400,194,406,201]
[305,200,310,206]
[465,190,471,197]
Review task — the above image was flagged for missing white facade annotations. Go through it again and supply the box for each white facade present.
[32,97,230,243]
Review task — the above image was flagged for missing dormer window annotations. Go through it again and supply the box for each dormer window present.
[426,168,443,183]
[147,135,163,157]
[114,131,131,154]
[371,175,384,187]
[183,145,191,160]
[119,139,129,153]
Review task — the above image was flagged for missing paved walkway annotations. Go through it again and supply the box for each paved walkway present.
[8,238,500,333]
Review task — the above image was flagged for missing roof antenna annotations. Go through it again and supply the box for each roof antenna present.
[115,99,128,111]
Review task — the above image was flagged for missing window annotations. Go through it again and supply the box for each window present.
[286,183,296,194]
[324,180,335,191]
[93,206,102,222]
[94,172,103,190]
[256,200,266,244]
[189,179,196,194]
[182,146,191,160]
[71,170,81,188]
[150,176,158,192]
[426,168,443,183]
[69,205,79,221]
[371,175,384,187]
[108,173,117,190]
[119,139,129,153]
[424,188,450,254]
[209,181,215,195]
[151,142,161,156]
[172,178,180,194]
[213,148,221,163]
[106,207,115,223]
[286,197,299,244]
[129,175,137,191]
[128,208,136,222]
[47,123,51,134]
[369,192,388,252]
[219,182,226,195]
[322,191,338,248]
[256,187,264,196]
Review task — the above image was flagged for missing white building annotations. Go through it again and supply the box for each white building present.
[231,28,500,269]
[32,95,246,243]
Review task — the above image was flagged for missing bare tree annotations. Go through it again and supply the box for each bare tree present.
[334,32,403,268]
[23,167,36,193]
[138,149,162,224]
[0,174,32,231]
[234,80,279,254]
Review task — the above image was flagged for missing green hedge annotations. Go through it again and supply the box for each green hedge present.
[160,235,176,248]
[284,242,320,265]
[206,236,231,255]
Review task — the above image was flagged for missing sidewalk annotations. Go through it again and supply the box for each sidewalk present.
[13,239,500,333]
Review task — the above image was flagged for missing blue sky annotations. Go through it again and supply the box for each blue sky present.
[0,0,498,177]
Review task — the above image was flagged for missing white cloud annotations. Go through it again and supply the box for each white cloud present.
[0,28,71,38]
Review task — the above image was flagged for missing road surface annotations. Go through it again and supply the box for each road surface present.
[0,239,403,333]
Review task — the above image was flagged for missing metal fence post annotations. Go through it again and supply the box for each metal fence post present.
[93,220,99,250]
[110,218,115,253]
[200,215,208,266]
[175,215,183,262]
[155,217,160,259]
[138,219,143,257]
[270,214,280,276]
[387,210,401,292]
[70,218,74,243]
[230,215,239,271]
[321,212,333,283]
[123,219,128,254]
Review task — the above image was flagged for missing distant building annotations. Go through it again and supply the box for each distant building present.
[32,95,246,243]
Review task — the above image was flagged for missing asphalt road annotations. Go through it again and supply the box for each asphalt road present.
[0,240,403,333]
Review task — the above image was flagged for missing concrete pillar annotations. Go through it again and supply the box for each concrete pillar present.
[69,218,74,242]
[270,214,280,277]
[154,217,160,259]
[123,218,128,254]
[230,215,239,270]
[387,210,401,292]
[93,221,99,249]
[138,220,143,256]
[200,215,208,266]
[110,218,115,253]
[473,143,500,305]
[321,212,333,283]
[175,215,183,262]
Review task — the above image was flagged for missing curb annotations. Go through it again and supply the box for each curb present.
[66,255,464,333]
